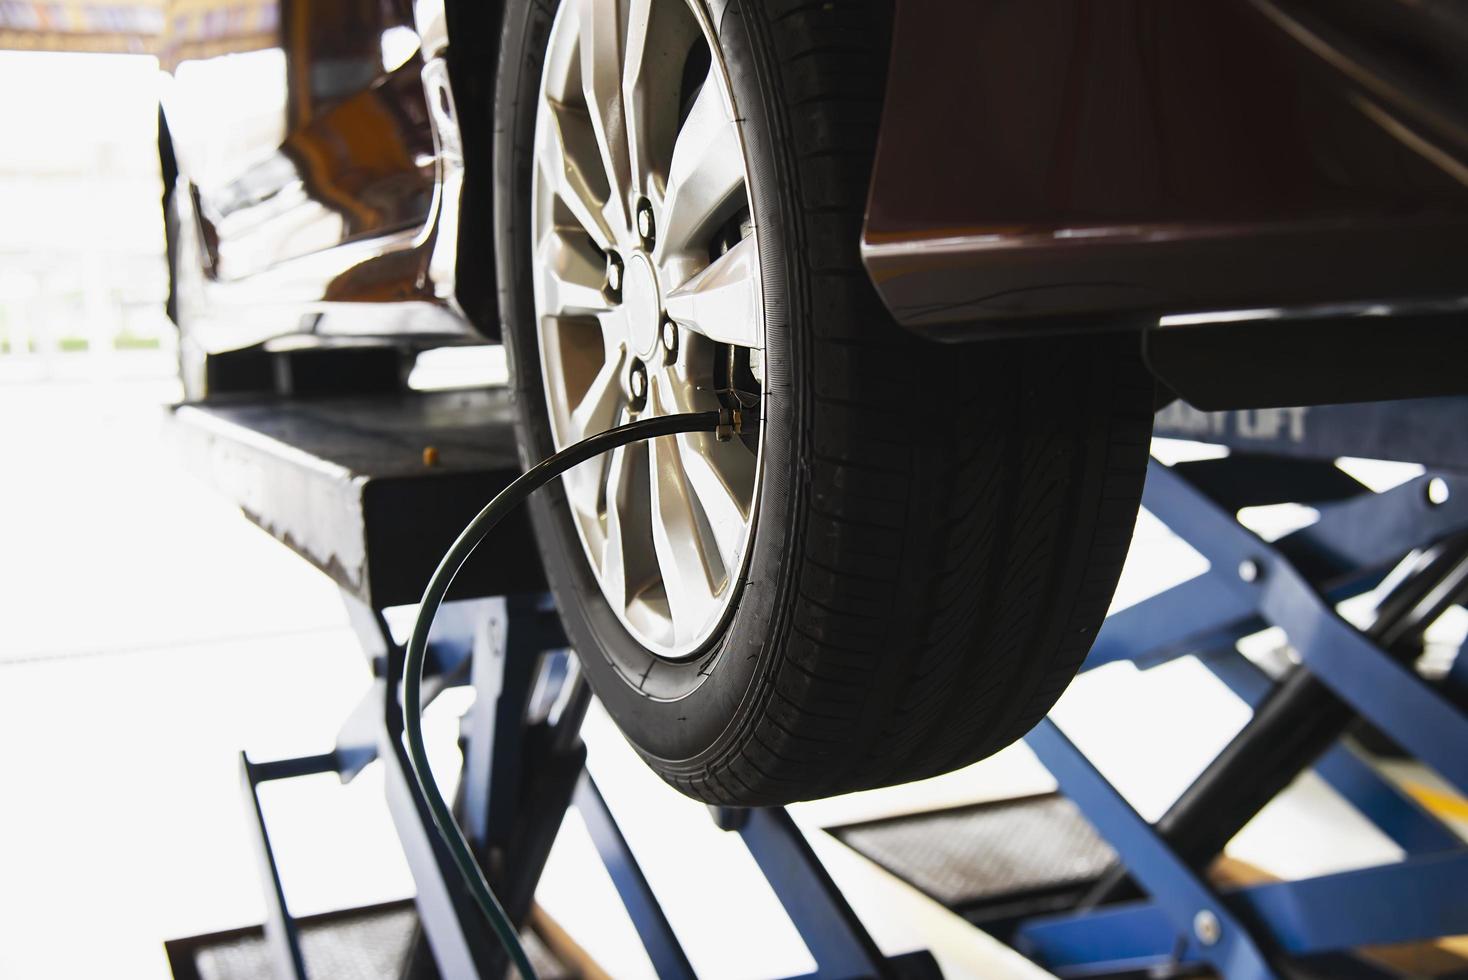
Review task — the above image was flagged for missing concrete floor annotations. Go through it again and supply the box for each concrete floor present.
[0,351,1456,978]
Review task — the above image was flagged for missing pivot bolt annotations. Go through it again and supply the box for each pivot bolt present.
[1193,909,1221,946]
[629,358,648,410]
[604,251,624,301]
[636,199,656,251]
[661,318,679,363]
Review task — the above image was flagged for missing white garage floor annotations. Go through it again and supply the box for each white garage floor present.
[1,351,1459,979]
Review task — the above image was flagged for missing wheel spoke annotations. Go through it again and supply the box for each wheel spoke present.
[657,69,745,260]
[648,420,722,644]
[569,346,625,442]
[621,0,700,202]
[562,453,605,522]
[579,0,632,233]
[561,357,621,521]
[651,374,753,575]
[600,447,630,609]
[598,421,639,605]
[677,431,755,570]
[535,231,610,317]
[663,235,761,347]
[537,98,615,250]
[620,0,656,200]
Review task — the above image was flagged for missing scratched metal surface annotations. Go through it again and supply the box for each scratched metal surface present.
[169,387,543,607]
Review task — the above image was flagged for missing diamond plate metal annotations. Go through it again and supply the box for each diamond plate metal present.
[831,793,1118,907]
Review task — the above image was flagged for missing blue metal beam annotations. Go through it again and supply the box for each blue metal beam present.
[239,753,309,980]
[574,774,697,980]
[1019,851,1468,967]
[731,807,892,979]
[1023,459,1468,979]
[1024,719,1279,980]
[1087,467,1468,676]
[1275,470,1468,583]
[1201,650,1460,856]
[1139,463,1468,792]
[341,591,498,977]
[1086,574,1258,672]
[1256,565,1468,792]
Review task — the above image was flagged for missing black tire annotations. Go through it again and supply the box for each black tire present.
[493,0,1153,805]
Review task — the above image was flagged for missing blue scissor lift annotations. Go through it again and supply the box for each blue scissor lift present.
[166,389,1468,979]
[1006,399,1468,978]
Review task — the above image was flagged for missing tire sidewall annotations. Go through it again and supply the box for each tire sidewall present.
[493,0,800,767]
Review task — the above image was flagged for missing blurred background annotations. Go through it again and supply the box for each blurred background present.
[0,48,171,381]
[3,6,1466,980]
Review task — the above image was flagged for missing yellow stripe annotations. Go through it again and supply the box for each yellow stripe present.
[1404,781,1468,823]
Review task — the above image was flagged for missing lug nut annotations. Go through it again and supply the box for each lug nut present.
[636,199,656,250]
[661,318,678,362]
[629,359,648,409]
[604,251,624,301]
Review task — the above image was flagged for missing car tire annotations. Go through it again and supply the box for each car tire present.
[493,0,1154,805]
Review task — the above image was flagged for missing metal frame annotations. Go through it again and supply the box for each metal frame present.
[183,390,929,979]
[711,808,940,979]
[241,591,595,978]
[1014,452,1468,979]
[198,386,1468,980]
[241,585,933,979]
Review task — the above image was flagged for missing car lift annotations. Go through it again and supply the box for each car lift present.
[168,388,935,979]
[168,388,1468,979]
[1010,399,1468,978]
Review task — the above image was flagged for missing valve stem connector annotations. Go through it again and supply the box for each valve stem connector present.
[716,407,745,441]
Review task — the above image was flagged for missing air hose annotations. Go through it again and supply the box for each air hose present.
[402,408,740,979]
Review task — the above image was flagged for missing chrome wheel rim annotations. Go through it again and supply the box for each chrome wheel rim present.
[531,0,764,659]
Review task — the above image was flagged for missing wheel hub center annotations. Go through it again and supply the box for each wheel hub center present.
[623,253,662,360]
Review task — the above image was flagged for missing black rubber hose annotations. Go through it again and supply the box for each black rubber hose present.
[402,410,726,979]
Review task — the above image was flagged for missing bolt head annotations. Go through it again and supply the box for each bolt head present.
[636,200,655,248]
[1193,909,1221,946]
[629,360,648,407]
[603,251,624,301]
[1238,559,1261,583]
[661,319,678,360]
[1428,477,1451,506]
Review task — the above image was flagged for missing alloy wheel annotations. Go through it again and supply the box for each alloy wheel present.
[530,0,764,659]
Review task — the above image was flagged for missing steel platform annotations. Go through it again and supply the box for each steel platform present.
[168,388,572,978]
[169,388,544,609]
[830,793,1119,931]
[164,900,572,980]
